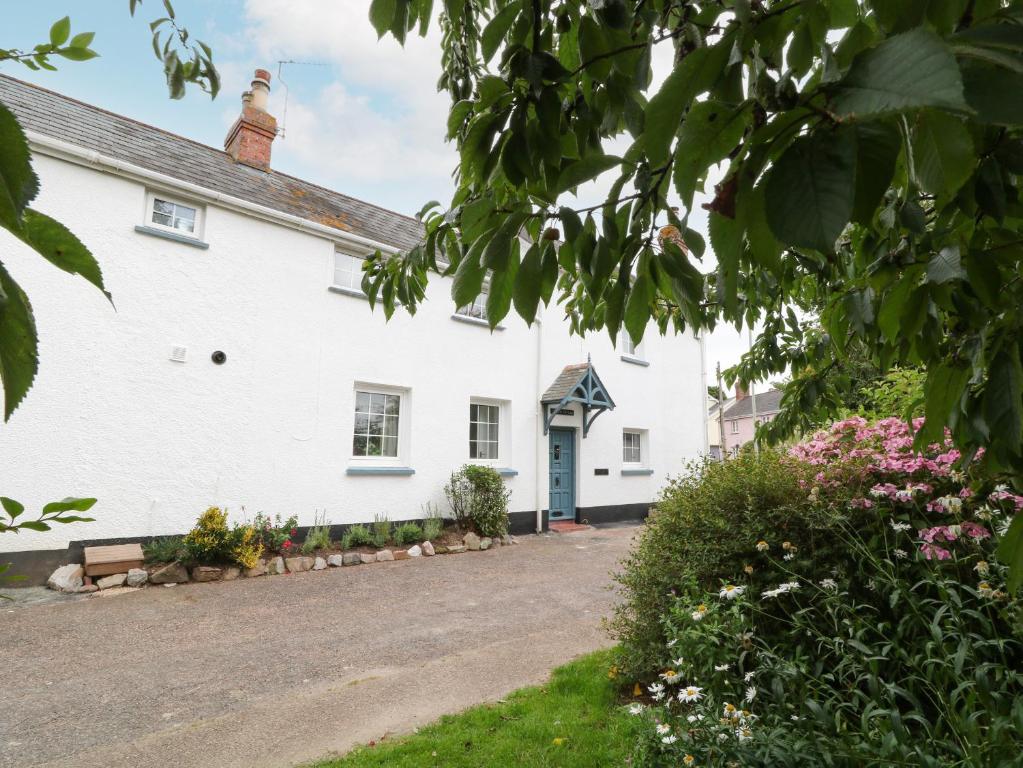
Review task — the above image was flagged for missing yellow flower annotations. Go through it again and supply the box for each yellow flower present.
[782,541,793,550]
[683,755,696,766]
[743,564,754,575]
[756,540,769,552]
[552,737,565,746]
[633,682,643,697]
[607,665,619,680]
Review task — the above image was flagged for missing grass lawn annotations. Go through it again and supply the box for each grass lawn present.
[310,648,640,767]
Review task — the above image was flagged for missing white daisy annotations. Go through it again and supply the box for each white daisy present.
[661,735,678,745]
[648,682,665,701]
[893,548,908,559]
[744,671,755,682]
[745,685,757,703]
[783,552,795,561]
[655,723,671,736]
[820,578,838,590]
[678,685,703,703]
[974,560,990,576]
[667,639,678,648]
[672,657,685,667]
[628,703,643,715]
[736,726,753,742]
[790,714,801,721]
[719,584,745,600]
[755,540,769,551]
[686,714,705,723]
[723,702,740,720]
[714,663,731,672]
[890,518,911,532]
[660,669,682,684]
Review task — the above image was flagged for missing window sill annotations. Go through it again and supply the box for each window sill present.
[496,468,519,477]
[451,313,505,331]
[328,285,368,301]
[620,354,649,367]
[621,468,654,476]
[134,225,209,249]
[345,466,415,476]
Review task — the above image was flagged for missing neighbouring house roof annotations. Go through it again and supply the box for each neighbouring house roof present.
[708,396,735,417]
[0,74,425,252]
[722,389,784,419]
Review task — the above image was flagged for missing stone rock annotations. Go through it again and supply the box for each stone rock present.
[191,566,223,583]
[163,583,178,587]
[433,545,448,554]
[150,561,190,584]
[267,557,286,575]
[222,567,241,581]
[76,583,99,594]
[406,545,422,558]
[97,573,127,590]
[47,564,84,593]
[392,550,409,561]
[502,534,516,546]
[376,550,395,562]
[245,559,267,578]
[480,537,492,551]
[327,554,345,567]
[286,556,314,573]
[126,568,148,588]
[447,544,467,554]
[421,541,435,556]
[93,585,138,598]
[490,536,502,548]
[343,552,362,566]
[359,553,376,565]
[463,532,481,551]
[313,557,328,571]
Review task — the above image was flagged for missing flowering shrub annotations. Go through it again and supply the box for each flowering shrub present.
[444,465,510,537]
[622,418,1023,766]
[252,511,298,554]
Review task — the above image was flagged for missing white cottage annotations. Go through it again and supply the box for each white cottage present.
[0,71,708,582]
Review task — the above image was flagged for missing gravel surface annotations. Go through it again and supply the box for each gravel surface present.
[0,526,637,768]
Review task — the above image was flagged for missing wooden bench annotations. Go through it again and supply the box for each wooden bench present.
[84,544,145,577]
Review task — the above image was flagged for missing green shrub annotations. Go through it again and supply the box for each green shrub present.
[302,510,332,554]
[143,536,185,564]
[421,501,443,541]
[393,522,423,546]
[610,450,813,679]
[341,524,374,549]
[252,511,298,554]
[444,465,510,537]
[371,514,391,548]
[183,507,263,568]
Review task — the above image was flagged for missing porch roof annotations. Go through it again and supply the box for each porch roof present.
[541,360,615,437]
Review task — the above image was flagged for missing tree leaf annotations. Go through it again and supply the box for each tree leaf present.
[485,243,518,327]
[56,47,99,62]
[919,363,969,444]
[556,154,622,195]
[0,497,24,520]
[513,243,542,325]
[983,346,1023,456]
[912,111,974,198]
[17,209,109,299]
[481,1,521,63]
[41,497,97,514]
[764,127,857,253]
[0,263,38,420]
[0,102,40,229]
[643,36,733,167]
[927,246,965,284]
[851,121,901,224]
[672,101,748,208]
[997,513,1023,592]
[960,62,1023,126]
[451,238,488,309]
[369,0,397,38]
[623,273,653,344]
[830,28,968,118]
[49,16,71,47]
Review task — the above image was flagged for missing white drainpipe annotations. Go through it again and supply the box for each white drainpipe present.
[534,314,544,533]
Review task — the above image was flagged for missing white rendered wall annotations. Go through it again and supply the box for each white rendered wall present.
[0,153,706,552]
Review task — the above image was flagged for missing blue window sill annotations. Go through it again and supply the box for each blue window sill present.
[134,225,209,249]
[621,355,649,367]
[621,468,654,476]
[497,468,519,477]
[346,466,415,476]
[451,313,505,331]
[328,285,368,301]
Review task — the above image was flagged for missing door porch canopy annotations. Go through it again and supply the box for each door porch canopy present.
[541,359,616,437]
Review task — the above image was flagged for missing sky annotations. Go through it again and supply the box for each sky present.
[3,0,755,386]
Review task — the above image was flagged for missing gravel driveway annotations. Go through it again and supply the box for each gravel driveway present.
[1,525,637,768]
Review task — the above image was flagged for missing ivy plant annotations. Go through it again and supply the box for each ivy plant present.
[364,0,1023,586]
[0,1,218,420]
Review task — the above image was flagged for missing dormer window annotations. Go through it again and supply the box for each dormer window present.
[333,251,366,293]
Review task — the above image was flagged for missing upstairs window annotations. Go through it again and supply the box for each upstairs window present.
[621,331,646,362]
[333,251,366,293]
[623,431,642,464]
[469,402,500,460]
[731,420,739,434]
[147,192,203,238]
[456,287,489,322]
[352,390,401,458]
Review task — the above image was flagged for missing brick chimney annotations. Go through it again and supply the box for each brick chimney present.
[224,69,277,170]
[735,382,748,400]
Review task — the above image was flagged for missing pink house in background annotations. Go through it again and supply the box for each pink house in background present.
[718,385,783,456]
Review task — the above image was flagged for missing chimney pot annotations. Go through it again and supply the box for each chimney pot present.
[224,68,277,171]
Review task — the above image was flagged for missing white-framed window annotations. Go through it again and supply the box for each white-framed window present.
[456,287,488,321]
[730,420,739,434]
[621,331,645,360]
[469,402,500,460]
[623,430,642,464]
[146,191,202,237]
[352,389,401,458]
[333,251,366,293]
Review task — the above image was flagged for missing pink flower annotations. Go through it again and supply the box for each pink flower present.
[919,543,952,560]
[960,521,991,540]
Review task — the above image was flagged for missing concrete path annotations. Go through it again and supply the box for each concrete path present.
[0,526,637,768]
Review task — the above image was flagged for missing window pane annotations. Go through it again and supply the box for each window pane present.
[173,215,195,233]
[152,212,173,227]
[383,415,399,437]
[382,436,398,457]
[384,394,400,415]
[469,422,478,442]
[354,413,369,434]
[153,199,174,215]
[367,436,382,456]
[355,391,371,413]
[368,414,383,436]
[353,435,367,455]
[469,403,478,422]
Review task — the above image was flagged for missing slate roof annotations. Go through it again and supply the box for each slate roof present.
[0,74,425,252]
[541,363,591,403]
[722,389,784,419]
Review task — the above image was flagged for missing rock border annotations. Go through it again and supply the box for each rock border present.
[45,533,518,595]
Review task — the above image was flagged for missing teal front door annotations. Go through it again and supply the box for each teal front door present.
[549,428,576,521]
